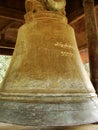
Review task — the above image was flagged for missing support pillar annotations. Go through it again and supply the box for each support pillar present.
[83,0,98,94]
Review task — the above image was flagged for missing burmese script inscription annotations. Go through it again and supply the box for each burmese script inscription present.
[54,42,74,57]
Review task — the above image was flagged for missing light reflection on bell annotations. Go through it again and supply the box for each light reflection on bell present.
[0,0,98,126]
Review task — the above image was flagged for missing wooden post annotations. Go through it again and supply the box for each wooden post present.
[83,0,98,94]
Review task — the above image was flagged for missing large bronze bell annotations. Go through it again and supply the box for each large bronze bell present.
[0,0,98,126]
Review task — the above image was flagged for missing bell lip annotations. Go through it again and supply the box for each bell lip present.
[0,99,98,126]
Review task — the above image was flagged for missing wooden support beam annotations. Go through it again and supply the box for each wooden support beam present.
[0,36,15,55]
[0,40,15,49]
[68,8,84,23]
[0,6,24,21]
[0,34,15,49]
[0,48,13,55]
[83,0,98,94]
[70,5,98,24]
[0,34,14,55]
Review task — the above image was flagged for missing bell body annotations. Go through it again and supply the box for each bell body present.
[0,12,98,126]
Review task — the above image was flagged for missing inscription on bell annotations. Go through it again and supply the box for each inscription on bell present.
[54,41,74,57]
[61,51,73,57]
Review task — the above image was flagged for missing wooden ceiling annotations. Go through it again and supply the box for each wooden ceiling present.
[0,0,98,55]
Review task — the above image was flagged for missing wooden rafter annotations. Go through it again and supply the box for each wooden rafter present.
[0,40,15,49]
[67,7,84,23]
[0,6,24,21]
[0,48,13,55]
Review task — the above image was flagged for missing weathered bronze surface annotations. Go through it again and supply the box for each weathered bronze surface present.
[0,0,98,126]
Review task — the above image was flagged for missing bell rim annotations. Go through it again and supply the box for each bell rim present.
[0,99,98,126]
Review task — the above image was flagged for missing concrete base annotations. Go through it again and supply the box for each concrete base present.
[0,123,98,130]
